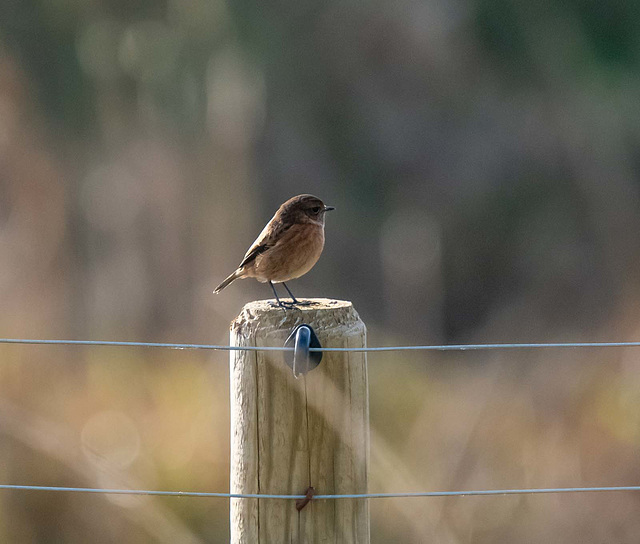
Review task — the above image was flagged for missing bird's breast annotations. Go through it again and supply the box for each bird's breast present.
[253,224,325,283]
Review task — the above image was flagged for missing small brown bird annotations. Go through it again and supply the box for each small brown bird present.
[214,194,335,307]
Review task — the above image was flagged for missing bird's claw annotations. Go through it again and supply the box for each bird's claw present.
[269,300,299,310]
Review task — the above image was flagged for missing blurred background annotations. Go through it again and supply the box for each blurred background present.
[2,0,640,542]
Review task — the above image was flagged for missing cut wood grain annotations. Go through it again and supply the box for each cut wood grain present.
[229,299,370,543]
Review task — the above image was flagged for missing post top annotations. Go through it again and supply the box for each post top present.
[241,298,352,313]
[231,298,363,338]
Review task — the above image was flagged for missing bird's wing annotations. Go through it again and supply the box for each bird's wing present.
[238,216,291,269]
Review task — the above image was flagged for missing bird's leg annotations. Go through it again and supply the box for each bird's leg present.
[269,281,296,309]
[269,281,283,307]
[282,282,312,306]
[281,282,298,304]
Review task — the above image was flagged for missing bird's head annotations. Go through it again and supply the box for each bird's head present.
[280,194,335,225]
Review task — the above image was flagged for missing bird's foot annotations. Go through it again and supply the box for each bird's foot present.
[291,299,313,306]
[273,299,315,309]
[269,300,299,310]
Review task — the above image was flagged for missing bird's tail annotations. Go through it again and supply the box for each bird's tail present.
[214,270,242,293]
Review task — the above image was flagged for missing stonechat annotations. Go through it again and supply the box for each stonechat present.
[214,194,335,307]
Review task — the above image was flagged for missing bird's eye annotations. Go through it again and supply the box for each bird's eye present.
[310,206,321,214]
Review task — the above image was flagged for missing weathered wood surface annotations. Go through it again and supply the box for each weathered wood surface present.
[229,299,369,544]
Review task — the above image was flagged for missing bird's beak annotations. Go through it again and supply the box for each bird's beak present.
[323,205,335,212]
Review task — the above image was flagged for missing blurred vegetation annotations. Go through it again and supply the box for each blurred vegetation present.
[2,0,640,542]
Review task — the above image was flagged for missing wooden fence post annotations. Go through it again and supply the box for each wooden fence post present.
[229,299,370,543]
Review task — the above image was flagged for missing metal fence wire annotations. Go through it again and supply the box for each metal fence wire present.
[1,336,639,501]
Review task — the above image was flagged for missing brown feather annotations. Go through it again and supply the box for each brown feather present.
[213,269,242,293]
[213,194,333,296]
